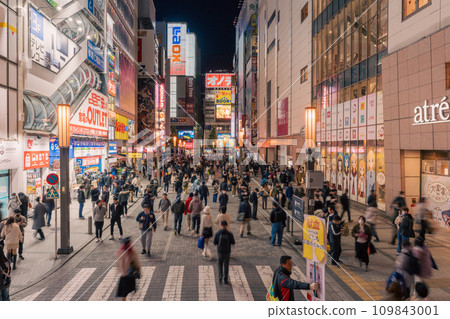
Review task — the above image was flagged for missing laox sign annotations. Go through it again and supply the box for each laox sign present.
[172,27,181,63]
[413,97,450,125]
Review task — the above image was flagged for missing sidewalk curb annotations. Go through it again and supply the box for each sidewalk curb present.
[10,185,162,298]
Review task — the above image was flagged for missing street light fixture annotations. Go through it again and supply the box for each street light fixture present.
[57,104,73,254]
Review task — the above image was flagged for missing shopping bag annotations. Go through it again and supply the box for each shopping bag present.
[197,236,205,249]
[266,283,279,301]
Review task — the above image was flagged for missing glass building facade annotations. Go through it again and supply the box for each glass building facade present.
[312,0,388,210]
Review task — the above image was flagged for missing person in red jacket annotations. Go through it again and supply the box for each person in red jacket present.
[272,255,319,301]
[184,193,194,231]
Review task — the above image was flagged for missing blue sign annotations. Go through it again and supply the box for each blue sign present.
[87,40,104,71]
[178,130,194,140]
[109,142,117,155]
[49,137,74,158]
[292,196,305,223]
[30,7,44,41]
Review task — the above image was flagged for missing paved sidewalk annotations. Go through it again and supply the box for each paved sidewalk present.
[9,176,152,295]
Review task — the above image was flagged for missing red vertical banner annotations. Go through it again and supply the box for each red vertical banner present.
[277,97,289,136]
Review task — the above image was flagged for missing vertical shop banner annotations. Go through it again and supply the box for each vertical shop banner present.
[87,40,104,71]
[70,90,108,137]
[359,96,366,127]
[138,29,155,75]
[29,6,80,73]
[367,93,376,125]
[376,147,386,211]
[119,53,136,115]
[137,78,156,134]
[168,23,187,75]
[321,131,326,142]
[277,97,288,136]
[331,155,337,189]
[351,98,358,128]
[326,107,331,131]
[349,149,358,201]
[24,136,50,170]
[107,49,116,96]
[326,131,331,142]
[331,105,337,130]
[343,149,350,194]
[344,101,351,128]
[115,114,129,140]
[337,103,344,129]
[186,77,194,113]
[357,147,366,204]
[321,108,326,131]
[366,148,376,196]
[421,174,450,228]
[376,91,384,124]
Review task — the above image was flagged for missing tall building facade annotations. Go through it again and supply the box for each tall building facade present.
[382,0,450,226]
[312,0,388,209]
[0,0,141,219]
[256,0,312,165]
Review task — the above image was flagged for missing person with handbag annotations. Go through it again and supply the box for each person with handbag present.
[136,205,157,257]
[1,217,22,270]
[199,206,214,260]
[0,246,12,301]
[351,216,373,272]
[13,210,27,261]
[116,236,141,301]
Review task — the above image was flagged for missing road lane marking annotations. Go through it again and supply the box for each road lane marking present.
[229,265,253,301]
[162,266,184,301]
[198,265,218,301]
[256,265,273,290]
[20,288,46,301]
[128,266,156,301]
[53,268,96,301]
[89,267,120,301]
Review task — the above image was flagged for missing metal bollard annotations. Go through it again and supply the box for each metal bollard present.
[88,216,93,235]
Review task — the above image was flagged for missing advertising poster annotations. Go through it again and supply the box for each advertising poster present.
[367,125,376,140]
[337,152,344,195]
[343,148,350,194]
[325,157,331,183]
[29,6,80,73]
[73,140,104,158]
[337,130,343,141]
[421,174,450,228]
[344,101,351,128]
[377,124,384,140]
[321,131,326,142]
[367,93,376,125]
[331,130,337,142]
[321,108,326,131]
[359,96,366,127]
[366,148,376,196]
[216,104,232,120]
[376,147,386,211]
[331,153,337,189]
[359,127,366,141]
[24,136,50,170]
[215,90,232,104]
[119,53,136,114]
[277,97,288,136]
[351,128,358,141]
[178,130,194,140]
[331,105,337,130]
[337,103,344,129]
[291,196,304,223]
[303,216,327,264]
[357,148,366,204]
[115,114,129,140]
[87,40,104,71]
[137,78,155,134]
[0,140,21,170]
[350,148,358,201]
[326,131,331,142]
[326,108,331,131]
[75,156,101,174]
[306,260,325,301]
[70,90,108,137]
[344,128,350,141]
[376,91,384,124]
[217,133,233,147]
[351,98,358,128]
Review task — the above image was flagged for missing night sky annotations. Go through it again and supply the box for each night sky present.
[153,0,241,74]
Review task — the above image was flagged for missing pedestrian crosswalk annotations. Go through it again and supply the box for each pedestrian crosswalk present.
[18,264,311,301]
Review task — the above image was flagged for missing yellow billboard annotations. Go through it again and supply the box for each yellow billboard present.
[215,90,232,104]
[115,114,129,140]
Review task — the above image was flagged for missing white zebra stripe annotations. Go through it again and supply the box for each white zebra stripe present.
[229,265,254,301]
[162,266,184,301]
[128,266,156,301]
[88,267,120,301]
[198,265,218,301]
[20,288,46,301]
[52,268,96,301]
[256,265,274,290]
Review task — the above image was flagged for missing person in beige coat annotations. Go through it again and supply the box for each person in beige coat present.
[214,206,231,231]
[199,206,214,260]
[116,237,141,301]
[1,216,23,270]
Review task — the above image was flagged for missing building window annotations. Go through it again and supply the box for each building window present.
[301,66,308,83]
[446,62,450,89]
[267,39,276,53]
[301,2,308,23]
[403,0,431,19]
[268,11,276,28]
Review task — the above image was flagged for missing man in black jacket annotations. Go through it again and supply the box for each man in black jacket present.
[171,195,185,236]
[78,185,86,219]
[339,189,352,222]
[238,198,252,238]
[90,185,100,213]
[272,256,318,301]
[270,202,287,246]
[219,178,228,192]
[109,196,124,240]
[218,190,229,210]
[250,188,259,220]
[213,220,235,284]
[397,207,414,255]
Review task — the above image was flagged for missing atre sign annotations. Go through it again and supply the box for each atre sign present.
[413,97,450,125]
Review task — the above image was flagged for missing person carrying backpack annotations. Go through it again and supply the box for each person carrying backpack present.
[199,181,209,206]
[395,240,420,298]
[213,220,235,284]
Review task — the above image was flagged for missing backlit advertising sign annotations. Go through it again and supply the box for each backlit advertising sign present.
[70,90,108,137]
[115,114,129,140]
[215,90,232,104]
[159,83,166,110]
[168,23,187,75]
[206,73,233,88]
[178,130,194,140]
[216,104,232,120]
